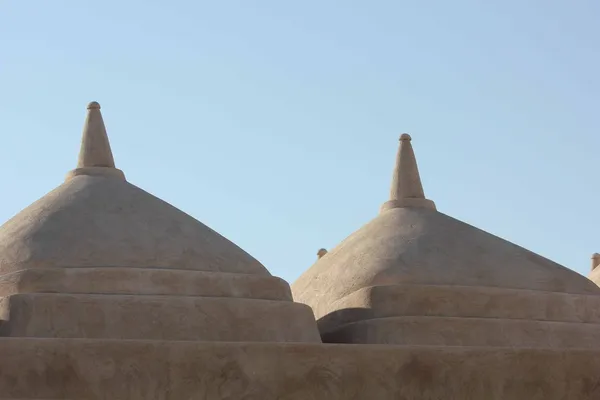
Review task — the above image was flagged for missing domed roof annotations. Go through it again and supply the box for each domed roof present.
[0,102,321,344]
[292,135,600,347]
[0,102,267,275]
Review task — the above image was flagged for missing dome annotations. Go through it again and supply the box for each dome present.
[292,134,600,348]
[0,171,267,275]
[0,102,264,275]
[0,102,320,343]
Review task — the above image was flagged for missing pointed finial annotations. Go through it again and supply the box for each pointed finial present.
[65,102,125,181]
[380,134,435,212]
[78,101,115,168]
[591,253,600,271]
[317,248,328,259]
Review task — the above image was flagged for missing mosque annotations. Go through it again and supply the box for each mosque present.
[0,102,600,399]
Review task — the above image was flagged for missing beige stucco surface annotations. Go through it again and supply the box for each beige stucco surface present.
[317,284,600,342]
[323,316,600,347]
[588,263,600,286]
[320,284,600,325]
[1,339,600,400]
[0,293,320,342]
[2,104,599,397]
[0,175,268,275]
[292,207,600,343]
[294,208,599,312]
[292,137,600,345]
[0,102,323,345]
[0,267,292,299]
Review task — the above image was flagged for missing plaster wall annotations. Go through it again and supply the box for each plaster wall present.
[0,339,599,400]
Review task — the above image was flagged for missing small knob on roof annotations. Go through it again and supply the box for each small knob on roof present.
[87,101,101,110]
[400,133,412,141]
[317,248,328,259]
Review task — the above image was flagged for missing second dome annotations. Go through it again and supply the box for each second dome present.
[292,134,600,348]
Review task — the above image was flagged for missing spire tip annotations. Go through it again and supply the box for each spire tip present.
[400,133,412,141]
[87,101,101,110]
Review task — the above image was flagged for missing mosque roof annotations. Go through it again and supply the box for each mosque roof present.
[292,134,600,345]
[0,102,268,276]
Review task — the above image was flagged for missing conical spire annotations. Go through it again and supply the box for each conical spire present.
[65,102,125,181]
[77,101,115,168]
[380,134,435,212]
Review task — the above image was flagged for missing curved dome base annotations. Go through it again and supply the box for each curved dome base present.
[316,283,600,346]
[322,316,600,348]
[0,267,321,343]
[317,284,600,335]
[0,293,321,342]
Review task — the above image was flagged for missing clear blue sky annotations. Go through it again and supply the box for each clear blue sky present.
[1,1,599,282]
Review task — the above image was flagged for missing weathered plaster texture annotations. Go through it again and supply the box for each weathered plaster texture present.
[294,208,599,314]
[0,293,320,342]
[0,268,292,299]
[319,284,600,329]
[588,259,600,285]
[2,104,598,398]
[0,103,322,345]
[0,175,268,275]
[293,137,600,345]
[323,316,600,347]
[1,339,600,400]
[316,283,600,345]
[293,208,600,344]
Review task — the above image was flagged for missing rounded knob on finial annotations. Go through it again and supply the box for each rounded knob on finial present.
[400,133,412,141]
[87,101,101,110]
